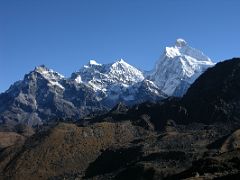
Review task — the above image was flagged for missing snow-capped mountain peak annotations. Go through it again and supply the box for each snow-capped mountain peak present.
[34,65,50,74]
[73,59,144,86]
[84,60,102,68]
[0,38,216,127]
[34,65,64,79]
[109,59,144,83]
[114,58,127,64]
[164,38,189,58]
[164,39,211,63]
[89,60,101,66]
[175,38,187,47]
[70,59,146,104]
[150,38,215,96]
[111,58,132,67]
[32,65,65,90]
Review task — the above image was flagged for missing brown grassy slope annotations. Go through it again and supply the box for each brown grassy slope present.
[220,129,240,153]
[0,132,25,149]
[0,121,151,180]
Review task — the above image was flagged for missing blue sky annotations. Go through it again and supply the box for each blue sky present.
[0,0,240,92]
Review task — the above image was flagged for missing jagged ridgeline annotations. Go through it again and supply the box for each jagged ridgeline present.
[0,58,240,179]
[0,39,214,128]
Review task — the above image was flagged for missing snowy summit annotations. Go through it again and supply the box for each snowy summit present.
[89,60,101,66]
[150,38,215,96]
[175,38,187,47]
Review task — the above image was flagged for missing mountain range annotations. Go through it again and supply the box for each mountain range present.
[0,57,240,179]
[0,39,215,129]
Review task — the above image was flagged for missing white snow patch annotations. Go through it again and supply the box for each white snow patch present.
[89,60,101,66]
[75,75,82,83]
[35,66,65,90]
[175,38,187,47]
[48,81,65,90]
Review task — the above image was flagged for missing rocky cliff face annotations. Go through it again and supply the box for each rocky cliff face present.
[0,65,105,129]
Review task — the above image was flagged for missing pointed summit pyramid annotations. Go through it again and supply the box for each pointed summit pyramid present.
[150,38,215,96]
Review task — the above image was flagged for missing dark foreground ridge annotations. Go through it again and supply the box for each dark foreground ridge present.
[0,58,240,179]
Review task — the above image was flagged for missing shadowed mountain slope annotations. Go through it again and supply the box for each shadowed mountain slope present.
[183,58,240,125]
